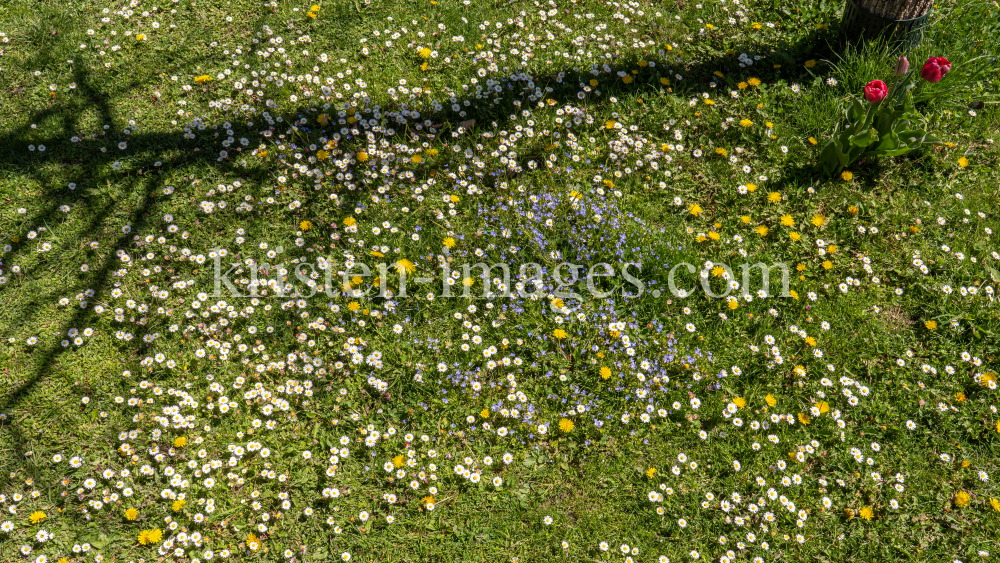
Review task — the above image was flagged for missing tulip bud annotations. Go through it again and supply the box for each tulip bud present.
[894,56,909,76]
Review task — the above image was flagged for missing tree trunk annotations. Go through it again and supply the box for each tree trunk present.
[840,0,934,49]
[856,0,932,19]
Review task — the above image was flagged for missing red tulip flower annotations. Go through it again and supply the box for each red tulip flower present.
[863,80,888,104]
[920,57,952,83]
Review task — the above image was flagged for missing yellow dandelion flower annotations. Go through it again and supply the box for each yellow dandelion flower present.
[925,320,937,330]
[767,192,782,203]
[194,75,212,84]
[808,137,818,145]
[858,506,873,520]
[756,225,769,237]
[841,171,853,181]
[553,329,568,339]
[600,366,612,380]
[394,259,416,275]
[715,147,728,156]
[748,77,761,86]
[798,413,810,425]
[172,499,186,512]
[955,491,971,507]
[733,397,746,408]
[392,455,405,468]
[299,220,312,231]
[765,394,777,407]
[789,231,801,241]
[822,260,833,270]
[978,372,996,388]
[739,118,753,128]
[125,508,138,521]
[443,237,456,248]
[688,203,703,216]
[173,436,186,448]
[356,151,368,162]
[958,157,969,168]
[29,511,46,524]
[780,214,794,227]
[804,59,817,68]
[558,418,574,433]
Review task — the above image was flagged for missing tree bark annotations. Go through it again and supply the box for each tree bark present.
[856,0,933,19]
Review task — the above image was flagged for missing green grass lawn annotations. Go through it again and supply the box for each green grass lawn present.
[1,0,999,561]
